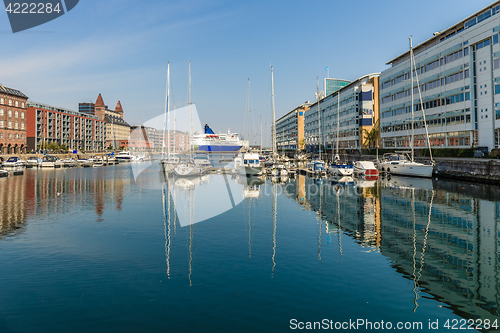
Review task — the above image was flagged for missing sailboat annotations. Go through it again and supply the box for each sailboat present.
[161,62,179,173]
[328,93,354,176]
[378,37,434,178]
[174,61,203,177]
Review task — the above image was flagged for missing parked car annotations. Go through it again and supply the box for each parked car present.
[474,147,489,158]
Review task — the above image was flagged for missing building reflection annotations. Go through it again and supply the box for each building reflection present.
[0,173,27,238]
[283,175,500,322]
[0,167,131,236]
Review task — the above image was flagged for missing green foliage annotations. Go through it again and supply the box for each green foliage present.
[47,142,59,151]
[362,119,380,149]
[60,143,68,151]
[107,145,113,150]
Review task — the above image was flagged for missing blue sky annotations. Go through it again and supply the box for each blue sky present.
[0,0,495,145]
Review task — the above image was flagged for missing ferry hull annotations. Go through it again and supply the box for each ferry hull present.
[198,145,242,152]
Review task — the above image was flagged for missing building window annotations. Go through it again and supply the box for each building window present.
[21,123,24,130]
[8,133,11,139]
[21,102,24,108]
[8,99,12,106]
[0,120,3,128]
[15,110,18,118]
[0,132,2,139]
[8,121,12,129]
[15,101,18,107]
[8,110,12,117]
[0,98,3,104]
[21,112,24,119]
[15,133,18,139]
[0,109,3,116]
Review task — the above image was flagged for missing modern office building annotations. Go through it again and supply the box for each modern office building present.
[324,78,351,97]
[26,102,106,151]
[275,102,311,154]
[0,84,28,154]
[304,73,380,153]
[380,1,500,151]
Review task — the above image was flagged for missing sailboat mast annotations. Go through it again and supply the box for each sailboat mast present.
[162,62,170,160]
[316,77,322,161]
[188,61,193,156]
[247,78,251,148]
[409,37,415,162]
[271,66,276,158]
[260,115,262,155]
[167,63,170,158]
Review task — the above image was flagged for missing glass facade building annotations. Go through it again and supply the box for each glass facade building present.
[324,78,351,97]
[380,1,500,151]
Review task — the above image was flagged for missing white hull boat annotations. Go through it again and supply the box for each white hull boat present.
[353,161,379,177]
[174,162,202,177]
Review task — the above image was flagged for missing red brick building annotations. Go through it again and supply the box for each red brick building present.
[0,84,28,154]
[26,102,106,152]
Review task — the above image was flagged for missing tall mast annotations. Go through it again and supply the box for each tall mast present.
[271,66,276,158]
[409,37,415,162]
[316,77,322,161]
[247,78,251,147]
[260,115,262,155]
[188,61,193,157]
[162,62,170,160]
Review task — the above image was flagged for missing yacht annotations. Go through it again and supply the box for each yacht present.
[378,153,433,178]
[40,155,63,168]
[116,151,133,162]
[240,153,263,176]
[328,155,353,176]
[353,160,379,177]
[3,156,26,168]
[27,156,41,167]
[377,37,434,178]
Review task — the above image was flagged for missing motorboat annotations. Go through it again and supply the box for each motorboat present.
[353,160,379,177]
[62,158,77,167]
[240,153,263,176]
[26,156,41,167]
[116,151,133,162]
[0,169,8,177]
[378,153,433,178]
[3,156,26,168]
[40,155,62,168]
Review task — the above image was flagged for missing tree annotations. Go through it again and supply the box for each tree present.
[60,143,68,151]
[363,119,380,149]
[47,142,59,151]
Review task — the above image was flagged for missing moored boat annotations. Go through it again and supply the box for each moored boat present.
[3,156,26,168]
[353,160,379,177]
[116,151,133,162]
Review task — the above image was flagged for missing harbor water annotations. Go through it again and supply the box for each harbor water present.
[0,162,499,332]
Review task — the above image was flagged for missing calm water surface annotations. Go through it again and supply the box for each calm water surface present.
[0,162,499,332]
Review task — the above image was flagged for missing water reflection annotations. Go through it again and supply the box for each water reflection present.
[283,174,500,323]
[0,166,132,235]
